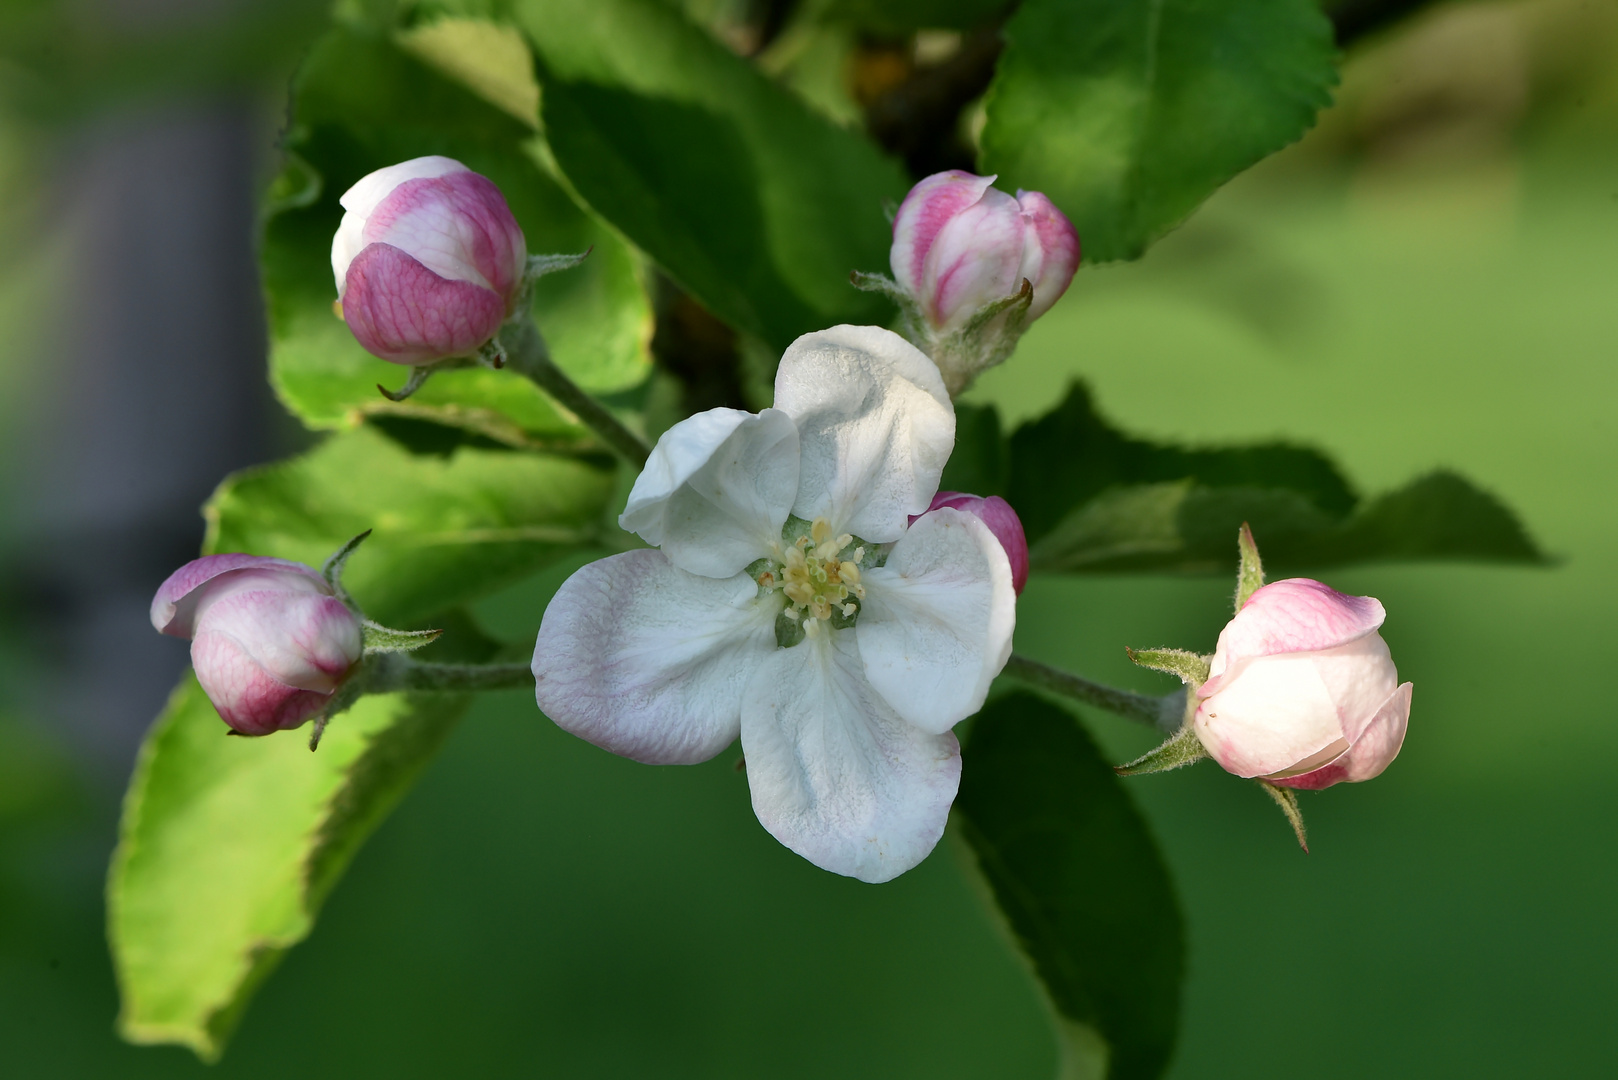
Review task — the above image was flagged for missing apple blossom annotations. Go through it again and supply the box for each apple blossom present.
[532,325,1017,882]
[1194,579,1412,790]
[865,171,1079,394]
[151,555,363,736]
[914,491,1029,595]
[331,155,527,365]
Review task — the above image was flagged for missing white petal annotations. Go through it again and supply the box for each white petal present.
[740,632,961,883]
[332,156,469,294]
[856,508,1015,734]
[773,325,954,543]
[532,550,778,764]
[619,408,798,578]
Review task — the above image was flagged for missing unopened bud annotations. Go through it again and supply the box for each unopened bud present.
[331,156,527,365]
[884,171,1079,394]
[151,555,364,736]
[1194,579,1412,789]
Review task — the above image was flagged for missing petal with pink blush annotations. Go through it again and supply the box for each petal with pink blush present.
[1212,578,1386,674]
[341,243,508,364]
[533,550,778,765]
[1271,682,1412,790]
[332,156,470,290]
[916,491,1029,594]
[890,171,997,298]
[923,186,1026,330]
[1014,189,1081,320]
[361,172,527,301]
[190,631,336,736]
[150,554,325,637]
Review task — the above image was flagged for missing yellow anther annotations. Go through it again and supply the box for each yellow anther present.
[811,518,830,544]
[839,561,860,585]
[852,546,865,563]
[841,603,857,618]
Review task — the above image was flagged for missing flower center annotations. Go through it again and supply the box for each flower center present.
[751,517,875,648]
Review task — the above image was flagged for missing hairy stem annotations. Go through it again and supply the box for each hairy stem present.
[503,315,651,467]
[367,654,536,694]
[1003,653,1183,732]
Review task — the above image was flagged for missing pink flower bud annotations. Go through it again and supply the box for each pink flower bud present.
[890,171,1080,332]
[151,555,364,736]
[1194,579,1413,790]
[915,491,1029,594]
[331,156,528,365]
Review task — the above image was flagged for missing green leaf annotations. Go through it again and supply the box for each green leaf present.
[955,692,1185,1080]
[204,424,614,627]
[263,22,652,446]
[1000,382,1546,574]
[513,0,909,351]
[1009,383,1357,544]
[980,0,1338,262]
[110,672,472,1060]
[938,402,1009,498]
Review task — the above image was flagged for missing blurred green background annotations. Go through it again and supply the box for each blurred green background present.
[2,0,1616,1076]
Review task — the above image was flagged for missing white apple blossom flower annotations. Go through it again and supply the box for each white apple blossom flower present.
[532,325,1016,882]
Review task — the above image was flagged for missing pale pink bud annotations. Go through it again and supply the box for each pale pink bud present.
[1194,579,1412,790]
[890,171,1080,332]
[915,491,1029,594]
[331,156,528,365]
[151,555,364,736]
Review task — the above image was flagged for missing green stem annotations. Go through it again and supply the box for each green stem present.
[502,315,651,468]
[369,655,536,694]
[1002,653,1182,731]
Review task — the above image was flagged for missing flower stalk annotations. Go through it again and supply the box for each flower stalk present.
[500,314,651,468]
[1001,653,1182,732]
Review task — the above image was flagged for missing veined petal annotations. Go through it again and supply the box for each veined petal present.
[740,632,961,883]
[620,408,798,578]
[774,325,953,543]
[857,508,1015,735]
[341,244,507,365]
[332,156,469,293]
[533,551,778,765]
[361,171,527,301]
[191,577,361,691]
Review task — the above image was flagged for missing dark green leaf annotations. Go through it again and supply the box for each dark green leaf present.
[980,0,1338,261]
[110,673,472,1060]
[514,0,909,351]
[938,402,1009,498]
[263,22,652,445]
[955,692,1184,1079]
[1009,382,1357,542]
[204,424,614,627]
[998,382,1545,574]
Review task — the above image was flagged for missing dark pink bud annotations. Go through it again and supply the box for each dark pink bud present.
[330,156,528,365]
[151,555,364,736]
[915,491,1029,594]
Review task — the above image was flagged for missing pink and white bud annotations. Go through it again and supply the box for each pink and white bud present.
[914,491,1029,594]
[331,156,528,365]
[891,171,1080,333]
[1194,579,1413,790]
[151,555,364,736]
